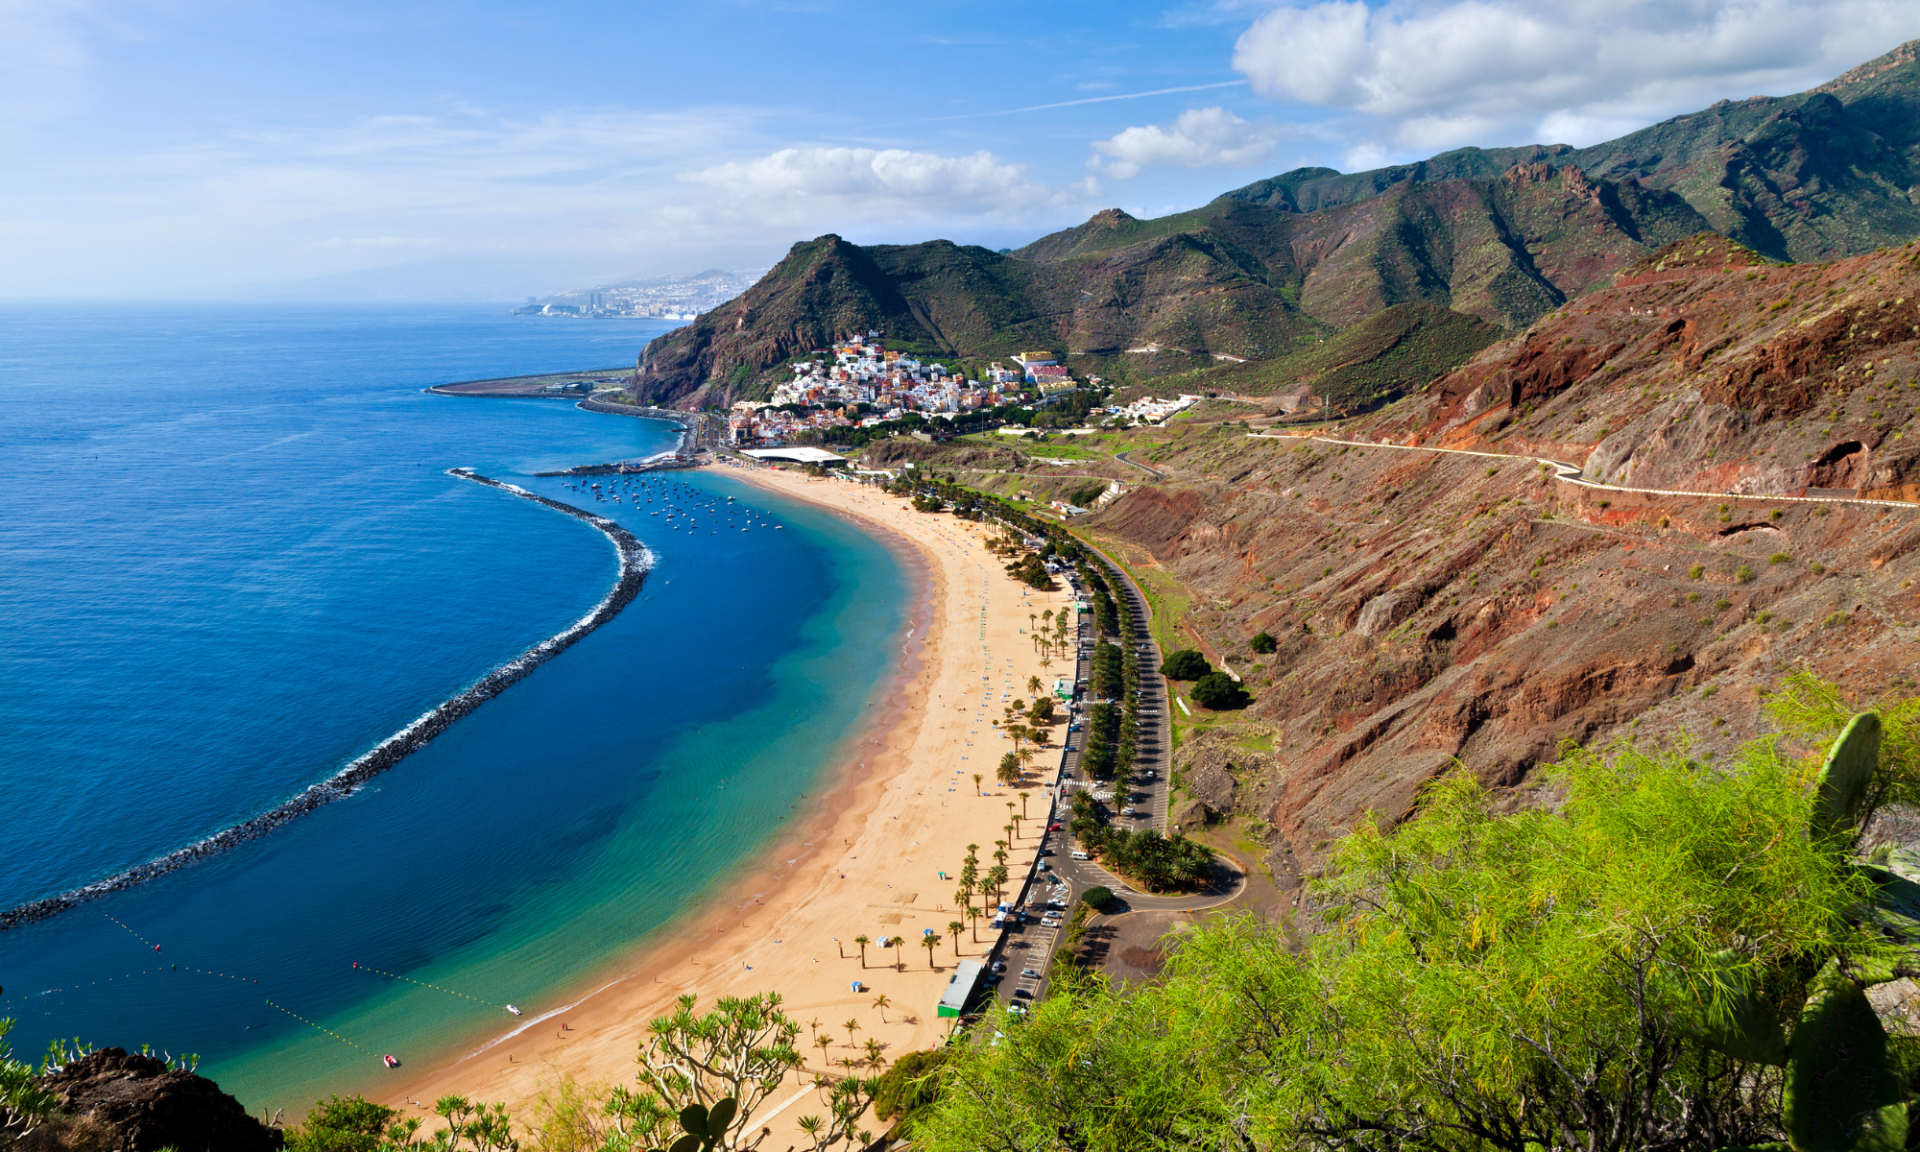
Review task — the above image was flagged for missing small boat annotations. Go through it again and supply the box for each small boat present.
[506,1004,523,1016]
[383,1055,400,1069]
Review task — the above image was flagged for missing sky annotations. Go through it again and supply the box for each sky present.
[6,0,1920,300]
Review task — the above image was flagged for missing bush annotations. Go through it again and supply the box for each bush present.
[1160,649,1212,680]
[1028,696,1055,723]
[1734,565,1755,584]
[1081,885,1115,911]
[873,1049,947,1131]
[1190,671,1250,710]
[1769,552,1792,564]
[1687,565,1705,580]
[1250,631,1278,654]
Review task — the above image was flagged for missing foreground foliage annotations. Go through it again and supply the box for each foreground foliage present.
[918,700,1920,1152]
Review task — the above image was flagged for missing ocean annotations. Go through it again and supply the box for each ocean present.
[0,304,906,1110]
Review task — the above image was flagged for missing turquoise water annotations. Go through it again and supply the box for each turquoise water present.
[0,305,907,1110]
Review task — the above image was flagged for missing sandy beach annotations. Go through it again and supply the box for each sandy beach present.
[379,467,1070,1133]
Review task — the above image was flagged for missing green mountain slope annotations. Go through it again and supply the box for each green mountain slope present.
[632,40,1920,409]
[1199,302,1501,410]
[1218,39,1920,263]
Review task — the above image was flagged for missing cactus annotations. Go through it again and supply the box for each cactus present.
[650,1097,738,1152]
[1812,711,1881,840]
[1783,963,1906,1152]
[1703,715,1914,1152]
[1676,949,1788,1066]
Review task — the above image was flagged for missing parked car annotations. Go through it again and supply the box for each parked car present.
[1020,968,1042,979]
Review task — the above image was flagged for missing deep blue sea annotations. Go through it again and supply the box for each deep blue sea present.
[0,304,906,1110]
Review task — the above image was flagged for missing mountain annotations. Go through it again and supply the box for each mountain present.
[1221,40,1920,265]
[631,39,1920,411]
[865,231,1920,881]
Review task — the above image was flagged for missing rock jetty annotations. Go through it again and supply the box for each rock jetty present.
[0,470,650,931]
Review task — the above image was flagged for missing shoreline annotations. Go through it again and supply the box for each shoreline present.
[0,471,651,933]
[378,468,1068,1135]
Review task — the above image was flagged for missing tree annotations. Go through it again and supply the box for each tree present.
[1249,631,1277,654]
[1028,697,1055,723]
[1027,674,1043,696]
[1189,671,1249,710]
[1080,885,1114,912]
[853,935,870,968]
[1017,791,1031,819]
[921,934,940,968]
[612,993,809,1152]
[843,1018,860,1047]
[1158,649,1211,680]
[947,920,965,955]
[972,773,983,795]
[996,753,1019,786]
[964,902,980,941]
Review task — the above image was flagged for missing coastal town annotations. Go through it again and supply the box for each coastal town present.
[724,335,1104,446]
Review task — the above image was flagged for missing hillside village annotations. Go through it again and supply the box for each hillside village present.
[724,336,1091,446]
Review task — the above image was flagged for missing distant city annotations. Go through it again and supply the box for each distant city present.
[512,268,768,320]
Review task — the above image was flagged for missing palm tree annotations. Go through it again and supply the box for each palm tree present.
[972,773,983,795]
[1011,814,1023,839]
[1018,790,1031,819]
[844,1018,861,1047]
[988,864,1008,903]
[853,934,870,968]
[863,1037,886,1071]
[948,920,965,955]
[965,901,980,941]
[872,994,890,1023]
[921,934,940,968]
[1027,674,1043,696]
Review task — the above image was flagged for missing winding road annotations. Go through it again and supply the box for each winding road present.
[1255,432,1920,513]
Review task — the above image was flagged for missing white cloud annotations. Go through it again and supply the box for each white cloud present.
[1232,0,1920,153]
[679,146,1088,223]
[1088,106,1287,177]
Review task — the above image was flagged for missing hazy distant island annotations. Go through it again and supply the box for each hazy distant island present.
[513,267,766,320]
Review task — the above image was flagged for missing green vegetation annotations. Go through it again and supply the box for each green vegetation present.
[1249,631,1278,654]
[1080,886,1115,912]
[1190,670,1251,710]
[918,691,1920,1152]
[1159,649,1212,680]
[1199,303,1503,413]
[872,1050,946,1136]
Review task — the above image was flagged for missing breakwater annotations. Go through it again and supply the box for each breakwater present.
[0,471,652,932]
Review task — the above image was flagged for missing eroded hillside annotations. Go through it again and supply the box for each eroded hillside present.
[881,236,1920,904]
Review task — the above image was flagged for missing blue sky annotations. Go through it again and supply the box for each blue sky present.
[7,0,1920,299]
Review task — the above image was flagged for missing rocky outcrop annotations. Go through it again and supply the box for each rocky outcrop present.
[36,1049,282,1152]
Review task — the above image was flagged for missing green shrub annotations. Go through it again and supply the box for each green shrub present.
[1250,631,1278,654]
[873,1049,948,1131]
[1769,552,1792,564]
[1735,565,1755,584]
[1081,885,1115,911]
[1688,565,1705,580]
[1190,671,1251,710]
[1159,649,1212,680]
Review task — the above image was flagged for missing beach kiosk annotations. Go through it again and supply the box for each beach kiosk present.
[937,959,984,1019]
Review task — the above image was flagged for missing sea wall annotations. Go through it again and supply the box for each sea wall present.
[0,471,651,932]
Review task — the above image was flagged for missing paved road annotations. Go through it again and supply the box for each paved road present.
[1114,450,1166,481]
[981,560,1241,1011]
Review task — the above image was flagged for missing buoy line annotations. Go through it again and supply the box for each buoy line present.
[0,472,653,933]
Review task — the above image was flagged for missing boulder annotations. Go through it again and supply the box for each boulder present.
[36,1048,283,1152]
